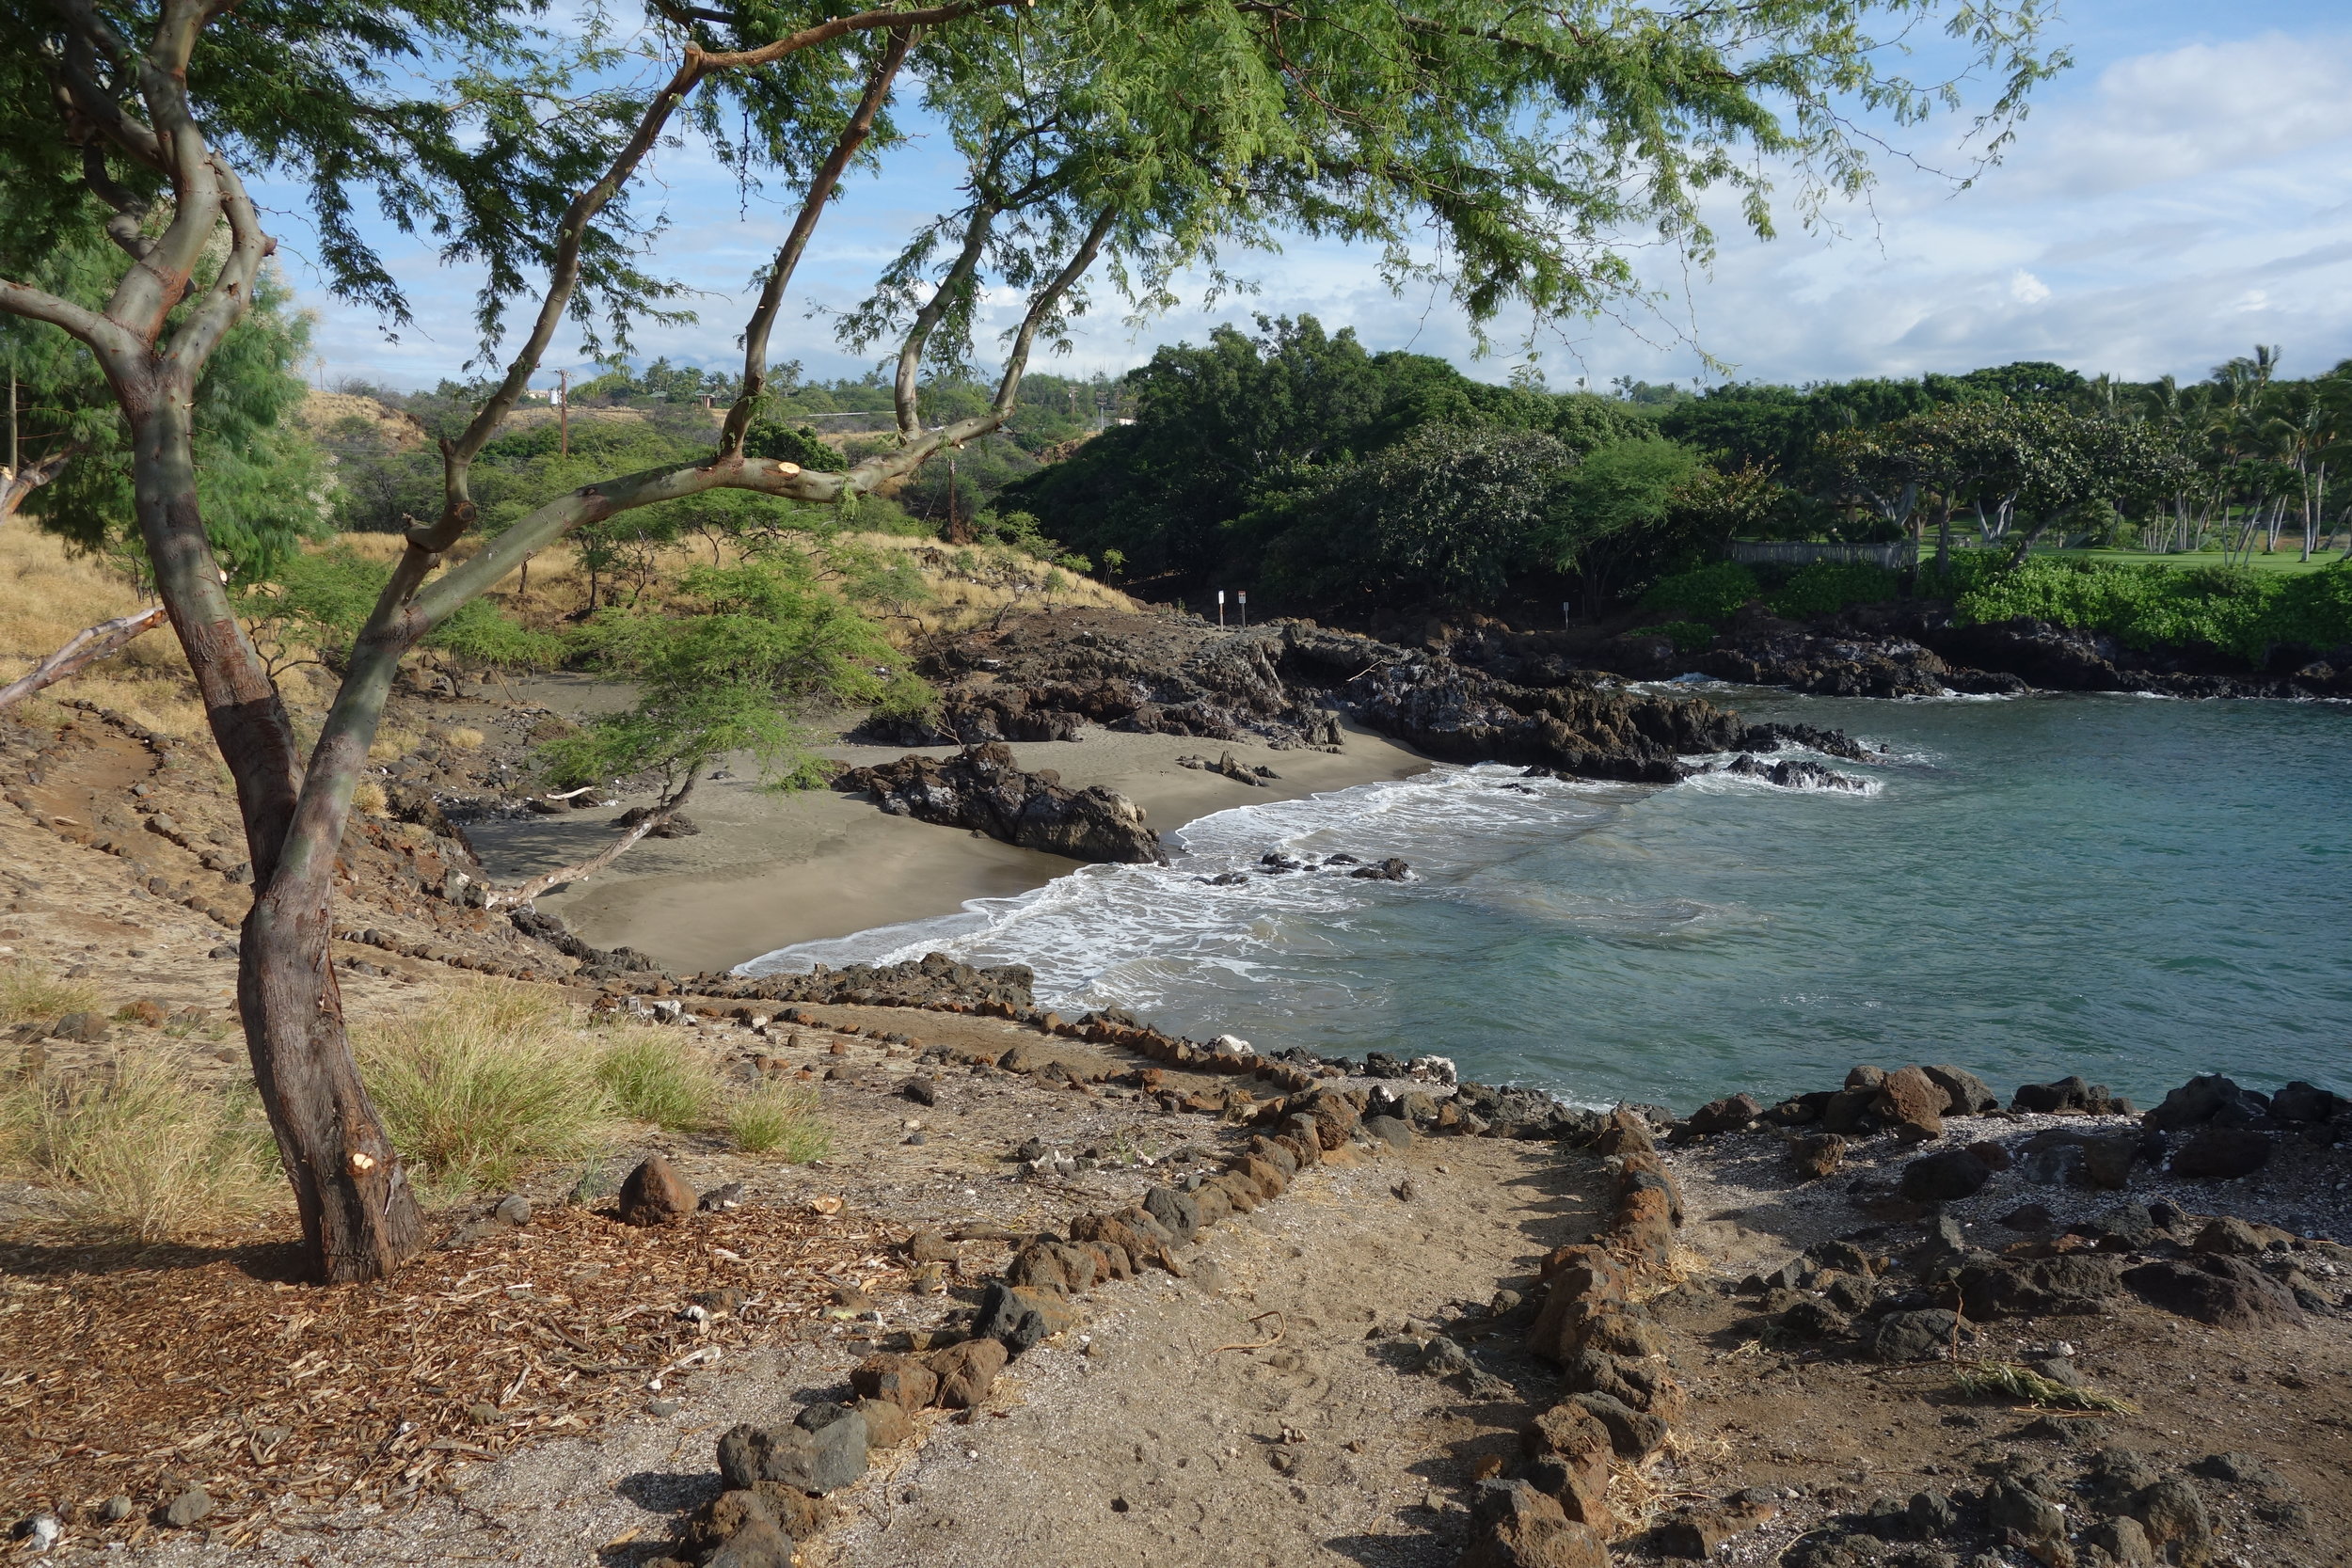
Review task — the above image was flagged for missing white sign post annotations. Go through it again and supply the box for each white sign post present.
[1217,589,1226,627]
[1237,590,1248,627]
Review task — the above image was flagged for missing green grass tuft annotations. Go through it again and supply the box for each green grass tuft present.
[0,1053,281,1242]
[0,960,103,1025]
[727,1081,832,1161]
[358,984,614,1195]
[595,1029,721,1132]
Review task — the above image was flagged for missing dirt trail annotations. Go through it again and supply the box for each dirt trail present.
[827,1137,1606,1568]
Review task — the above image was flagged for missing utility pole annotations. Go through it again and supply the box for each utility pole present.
[558,369,569,457]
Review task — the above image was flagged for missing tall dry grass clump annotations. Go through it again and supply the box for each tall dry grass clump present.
[0,527,202,736]
[0,1054,281,1242]
[356,984,613,1194]
[728,1081,831,1162]
[594,1027,721,1132]
[0,959,103,1025]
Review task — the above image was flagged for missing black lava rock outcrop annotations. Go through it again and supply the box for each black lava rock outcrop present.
[837,743,1165,863]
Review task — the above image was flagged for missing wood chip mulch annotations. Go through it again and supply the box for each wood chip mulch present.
[0,1201,901,1541]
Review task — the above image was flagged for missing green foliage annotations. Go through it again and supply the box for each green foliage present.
[545,550,930,791]
[743,420,848,473]
[1551,437,1708,610]
[1008,316,1657,585]
[727,1082,831,1161]
[1956,557,2352,663]
[594,1031,719,1132]
[235,544,558,671]
[1649,621,1718,655]
[1639,562,1759,624]
[1767,561,1903,618]
[2,226,326,582]
[1254,423,1573,608]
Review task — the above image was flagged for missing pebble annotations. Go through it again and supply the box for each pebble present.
[647,1399,683,1417]
[161,1488,212,1529]
[98,1497,132,1523]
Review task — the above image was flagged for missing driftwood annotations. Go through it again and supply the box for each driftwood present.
[0,603,167,711]
[478,777,696,911]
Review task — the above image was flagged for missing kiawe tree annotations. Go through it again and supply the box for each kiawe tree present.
[0,0,2063,1282]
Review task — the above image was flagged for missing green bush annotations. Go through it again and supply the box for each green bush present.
[1767,561,1900,618]
[1956,557,2352,663]
[595,1030,720,1132]
[1647,620,1718,654]
[1638,562,1758,624]
[727,1082,832,1161]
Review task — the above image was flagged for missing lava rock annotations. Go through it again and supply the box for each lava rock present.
[2122,1256,2303,1329]
[1687,1093,1762,1134]
[616,1154,696,1227]
[850,1353,940,1412]
[2169,1126,2273,1180]
[1788,1132,1846,1180]
[928,1336,1009,1407]
[1868,1308,1964,1363]
[1461,1479,1610,1568]
[160,1488,213,1529]
[1899,1148,1992,1203]
[716,1409,869,1495]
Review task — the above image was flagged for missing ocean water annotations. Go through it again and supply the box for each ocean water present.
[743,690,2352,1111]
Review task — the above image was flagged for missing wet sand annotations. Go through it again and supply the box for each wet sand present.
[466,716,1435,974]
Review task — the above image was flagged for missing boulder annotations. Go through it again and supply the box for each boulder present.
[715,1409,869,1495]
[1922,1064,2000,1115]
[2122,1256,2303,1329]
[616,1155,697,1227]
[849,1353,939,1411]
[974,1280,1081,1353]
[1686,1093,1762,1134]
[1565,1390,1667,1458]
[2129,1479,2214,1564]
[928,1336,1009,1407]
[836,744,1166,863]
[2169,1126,2272,1180]
[1653,1495,1780,1560]
[1873,1067,1947,1137]
[1788,1132,1846,1180]
[1961,1255,2128,1318]
[2267,1080,2337,1123]
[2142,1073,2267,1131]
[1141,1184,1201,1243]
[1460,1480,1610,1568]
[1361,1114,1414,1150]
[853,1396,911,1450]
[1868,1307,1963,1363]
[1898,1148,1991,1203]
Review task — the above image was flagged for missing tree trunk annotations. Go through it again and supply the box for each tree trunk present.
[129,392,421,1283]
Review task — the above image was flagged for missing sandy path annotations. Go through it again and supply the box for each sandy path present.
[467,705,1436,974]
[826,1136,1604,1568]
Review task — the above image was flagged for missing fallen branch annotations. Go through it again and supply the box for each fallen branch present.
[0,603,167,711]
[0,443,83,523]
[479,777,696,911]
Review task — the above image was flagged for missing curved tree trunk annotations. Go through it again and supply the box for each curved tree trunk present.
[129,394,421,1282]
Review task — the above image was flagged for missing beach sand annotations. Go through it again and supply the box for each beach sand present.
[465,705,1436,974]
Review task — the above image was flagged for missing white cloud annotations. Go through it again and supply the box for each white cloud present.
[285,12,2352,393]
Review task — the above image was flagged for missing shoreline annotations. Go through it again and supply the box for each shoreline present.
[465,711,1438,974]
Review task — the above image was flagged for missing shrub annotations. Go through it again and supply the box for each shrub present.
[1638,561,1759,625]
[596,1030,720,1132]
[0,960,103,1025]
[1956,557,2352,664]
[1767,561,1900,618]
[0,1054,281,1241]
[350,779,389,815]
[1646,620,1718,655]
[357,985,613,1194]
[727,1081,832,1161]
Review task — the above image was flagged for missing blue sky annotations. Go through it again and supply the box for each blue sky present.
[275,1,2352,394]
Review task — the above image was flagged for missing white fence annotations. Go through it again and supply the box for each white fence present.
[1727,540,1917,569]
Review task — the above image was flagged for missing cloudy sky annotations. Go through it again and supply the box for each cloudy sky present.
[279,0,2352,394]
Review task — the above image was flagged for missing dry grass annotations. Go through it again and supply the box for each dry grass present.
[727,1080,832,1160]
[0,959,103,1025]
[350,779,389,815]
[0,1053,283,1242]
[438,724,486,749]
[355,984,614,1195]
[1952,1359,2138,1414]
[594,1027,721,1132]
[0,528,205,736]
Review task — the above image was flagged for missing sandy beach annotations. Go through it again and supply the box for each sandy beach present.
[466,696,1437,974]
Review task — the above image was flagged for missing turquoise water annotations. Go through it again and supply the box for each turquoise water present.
[748,691,2352,1110]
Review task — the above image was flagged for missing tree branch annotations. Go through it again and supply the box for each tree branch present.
[478,777,698,911]
[719,25,914,456]
[0,604,167,711]
[895,201,999,436]
[0,442,86,523]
